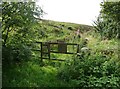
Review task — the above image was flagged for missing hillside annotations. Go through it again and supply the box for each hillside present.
[35,19,94,42]
[34,19,118,52]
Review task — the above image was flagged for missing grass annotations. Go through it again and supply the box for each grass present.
[3,20,119,87]
[3,61,72,87]
[35,19,93,42]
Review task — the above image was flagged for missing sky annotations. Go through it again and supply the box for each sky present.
[37,0,103,26]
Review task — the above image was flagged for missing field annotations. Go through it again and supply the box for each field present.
[3,19,120,87]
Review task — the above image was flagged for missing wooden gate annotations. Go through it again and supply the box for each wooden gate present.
[35,41,80,61]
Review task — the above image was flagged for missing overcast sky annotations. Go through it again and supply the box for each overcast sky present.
[37,0,103,26]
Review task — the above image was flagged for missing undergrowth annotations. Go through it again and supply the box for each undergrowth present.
[57,52,120,87]
[2,20,119,87]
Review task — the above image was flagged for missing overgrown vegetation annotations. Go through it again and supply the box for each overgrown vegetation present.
[2,1,120,88]
[58,49,119,87]
[94,1,120,40]
[2,2,44,63]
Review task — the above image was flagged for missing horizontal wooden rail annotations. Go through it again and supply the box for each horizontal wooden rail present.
[50,51,77,54]
[40,57,65,61]
[36,41,79,45]
[32,49,41,51]
[32,49,77,54]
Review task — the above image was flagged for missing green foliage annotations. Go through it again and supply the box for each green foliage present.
[101,1,120,22]
[2,18,119,87]
[2,2,44,62]
[94,1,120,39]
[57,52,120,87]
[2,2,119,87]
[2,61,71,87]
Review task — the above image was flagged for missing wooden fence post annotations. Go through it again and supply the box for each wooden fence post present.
[77,44,80,53]
[48,43,50,60]
[40,42,43,62]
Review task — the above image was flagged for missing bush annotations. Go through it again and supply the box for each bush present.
[57,53,120,87]
[2,44,32,64]
[93,2,120,40]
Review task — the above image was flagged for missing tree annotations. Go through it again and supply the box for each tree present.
[2,2,44,62]
[94,1,120,39]
[2,2,44,46]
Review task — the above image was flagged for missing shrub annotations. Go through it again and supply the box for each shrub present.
[2,44,32,64]
[68,27,73,30]
[93,2,120,39]
[57,52,120,87]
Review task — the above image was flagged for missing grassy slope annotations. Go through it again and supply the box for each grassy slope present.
[3,20,118,87]
[36,19,93,42]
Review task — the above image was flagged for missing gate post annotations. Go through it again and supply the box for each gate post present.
[48,43,50,60]
[77,44,80,53]
[40,42,43,62]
